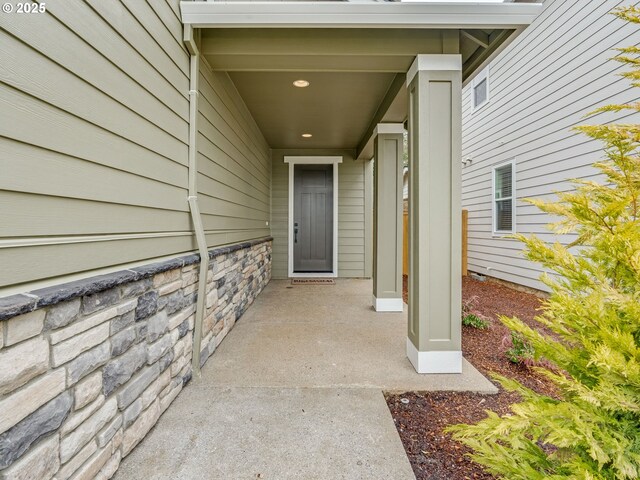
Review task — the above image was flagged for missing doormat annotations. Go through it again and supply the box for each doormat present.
[291,278,335,285]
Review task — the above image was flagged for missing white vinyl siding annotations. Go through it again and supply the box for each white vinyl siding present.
[461,0,640,291]
[492,161,515,235]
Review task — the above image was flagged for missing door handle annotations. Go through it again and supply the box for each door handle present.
[294,222,299,243]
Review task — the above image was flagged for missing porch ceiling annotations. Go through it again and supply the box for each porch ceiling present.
[188,2,543,152]
[228,71,399,150]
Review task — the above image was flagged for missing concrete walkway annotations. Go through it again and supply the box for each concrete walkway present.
[116,279,496,480]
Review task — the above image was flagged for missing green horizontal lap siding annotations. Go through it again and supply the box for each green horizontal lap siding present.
[0,1,232,292]
[2,236,198,287]
[270,149,366,279]
[0,0,272,291]
[338,159,366,277]
[197,65,272,247]
[271,151,291,279]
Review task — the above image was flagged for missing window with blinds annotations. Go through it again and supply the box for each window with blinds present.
[493,162,515,234]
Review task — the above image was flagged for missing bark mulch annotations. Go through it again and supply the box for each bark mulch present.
[388,276,557,480]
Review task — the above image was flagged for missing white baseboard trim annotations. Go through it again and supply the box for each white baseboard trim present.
[373,296,404,312]
[406,338,462,374]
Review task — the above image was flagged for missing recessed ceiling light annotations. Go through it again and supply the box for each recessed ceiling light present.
[302,133,312,138]
[293,80,310,88]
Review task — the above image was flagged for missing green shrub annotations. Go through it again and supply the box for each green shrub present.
[447,7,640,479]
[463,313,490,330]
[503,331,534,365]
[461,296,490,329]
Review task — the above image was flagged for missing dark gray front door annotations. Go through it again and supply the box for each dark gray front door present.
[293,164,333,273]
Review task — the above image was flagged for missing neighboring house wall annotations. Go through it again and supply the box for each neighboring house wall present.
[271,149,367,279]
[461,0,640,291]
[0,0,271,295]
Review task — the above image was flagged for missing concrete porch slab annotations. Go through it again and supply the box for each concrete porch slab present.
[116,279,497,479]
[115,387,415,480]
[203,279,497,393]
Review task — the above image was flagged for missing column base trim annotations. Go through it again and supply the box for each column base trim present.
[373,295,404,312]
[406,338,462,374]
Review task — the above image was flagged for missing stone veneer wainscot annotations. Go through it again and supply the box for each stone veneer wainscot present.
[0,238,272,480]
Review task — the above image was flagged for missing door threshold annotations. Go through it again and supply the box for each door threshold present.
[289,272,336,278]
[291,278,336,285]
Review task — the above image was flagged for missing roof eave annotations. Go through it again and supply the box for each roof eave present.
[180,1,543,30]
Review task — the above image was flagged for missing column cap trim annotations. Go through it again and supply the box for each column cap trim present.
[374,123,405,137]
[360,124,405,162]
[407,54,463,85]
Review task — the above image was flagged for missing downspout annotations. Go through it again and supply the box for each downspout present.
[184,24,207,379]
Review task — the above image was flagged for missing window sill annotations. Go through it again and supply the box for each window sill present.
[472,99,490,113]
[491,232,514,238]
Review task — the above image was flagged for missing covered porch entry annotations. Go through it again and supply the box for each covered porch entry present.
[182,1,539,375]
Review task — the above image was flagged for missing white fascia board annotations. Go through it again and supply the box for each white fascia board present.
[180,2,543,29]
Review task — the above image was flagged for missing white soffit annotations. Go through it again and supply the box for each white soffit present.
[180,2,543,29]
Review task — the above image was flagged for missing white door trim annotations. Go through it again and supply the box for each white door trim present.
[284,156,342,278]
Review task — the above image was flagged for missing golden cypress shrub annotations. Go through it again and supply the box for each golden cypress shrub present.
[447,7,640,479]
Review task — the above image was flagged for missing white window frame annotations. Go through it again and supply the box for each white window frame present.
[284,156,342,278]
[472,66,490,111]
[492,160,516,236]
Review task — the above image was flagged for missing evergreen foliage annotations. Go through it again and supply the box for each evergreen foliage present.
[447,8,640,479]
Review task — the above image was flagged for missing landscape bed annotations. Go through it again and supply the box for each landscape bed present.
[387,276,555,480]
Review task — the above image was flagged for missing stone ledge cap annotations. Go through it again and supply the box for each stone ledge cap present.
[0,237,273,321]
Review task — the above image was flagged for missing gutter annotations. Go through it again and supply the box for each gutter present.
[184,24,207,379]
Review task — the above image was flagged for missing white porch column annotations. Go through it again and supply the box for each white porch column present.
[406,55,462,374]
[372,124,404,312]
